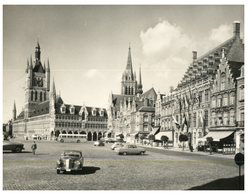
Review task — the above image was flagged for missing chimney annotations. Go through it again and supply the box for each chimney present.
[192,51,197,61]
[233,21,240,37]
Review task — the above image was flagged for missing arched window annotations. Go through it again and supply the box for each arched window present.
[230,93,235,105]
[223,94,228,106]
[221,73,226,90]
[40,92,43,101]
[31,91,34,101]
[35,91,38,101]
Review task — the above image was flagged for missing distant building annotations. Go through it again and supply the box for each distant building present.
[12,42,108,140]
[108,46,157,141]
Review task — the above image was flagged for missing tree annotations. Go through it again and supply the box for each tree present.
[179,134,188,151]
[161,136,169,148]
[206,137,213,155]
[148,134,155,146]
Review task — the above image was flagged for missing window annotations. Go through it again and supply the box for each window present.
[31,91,34,101]
[223,95,228,106]
[212,97,216,107]
[240,85,244,101]
[221,73,226,90]
[217,96,222,107]
[193,113,196,127]
[205,90,209,102]
[204,110,209,127]
[223,112,228,125]
[70,107,75,114]
[40,92,42,101]
[61,105,66,114]
[92,109,96,116]
[44,93,46,101]
[144,115,148,122]
[230,93,235,105]
[230,110,235,125]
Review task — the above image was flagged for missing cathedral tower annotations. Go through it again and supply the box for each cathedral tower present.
[121,46,137,95]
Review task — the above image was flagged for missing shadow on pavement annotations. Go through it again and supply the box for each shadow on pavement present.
[3,151,32,154]
[62,166,100,175]
[188,175,244,190]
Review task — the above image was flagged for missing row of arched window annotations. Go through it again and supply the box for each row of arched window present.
[31,91,46,102]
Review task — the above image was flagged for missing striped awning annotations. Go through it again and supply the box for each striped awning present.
[155,131,173,141]
[198,131,234,142]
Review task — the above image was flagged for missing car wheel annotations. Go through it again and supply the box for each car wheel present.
[123,152,127,155]
[15,147,22,153]
[60,139,64,143]
[57,170,60,174]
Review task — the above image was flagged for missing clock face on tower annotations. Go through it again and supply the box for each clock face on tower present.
[35,78,43,87]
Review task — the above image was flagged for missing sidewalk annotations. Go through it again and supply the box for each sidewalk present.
[137,143,235,159]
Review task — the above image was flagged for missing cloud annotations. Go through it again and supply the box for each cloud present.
[140,21,194,62]
[209,24,233,43]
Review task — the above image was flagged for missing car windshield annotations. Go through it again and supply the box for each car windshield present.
[63,151,81,157]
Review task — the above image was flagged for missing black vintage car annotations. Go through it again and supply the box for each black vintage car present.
[56,150,84,174]
[3,140,25,153]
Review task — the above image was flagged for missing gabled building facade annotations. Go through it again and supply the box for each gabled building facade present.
[156,21,244,152]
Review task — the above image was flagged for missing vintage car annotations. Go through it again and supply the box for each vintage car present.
[93,140,105,146]
[115,144,146,155]
[111,142,124,150]
[105,137,116,143]
[56,150,84,174]
[3,140,25,153]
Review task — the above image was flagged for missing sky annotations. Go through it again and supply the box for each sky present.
[2,5,244,123]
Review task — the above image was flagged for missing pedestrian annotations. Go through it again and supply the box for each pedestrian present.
[31,141,37,155]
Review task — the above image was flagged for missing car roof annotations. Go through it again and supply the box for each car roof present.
[63,150,82,153]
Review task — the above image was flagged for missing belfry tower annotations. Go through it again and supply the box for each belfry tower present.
[24,42,50,118]
[121,46,137,95]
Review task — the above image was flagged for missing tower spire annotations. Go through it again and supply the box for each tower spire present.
[126,44,133,76]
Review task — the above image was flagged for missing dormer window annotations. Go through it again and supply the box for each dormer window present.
[70,106,75,115]
[61,104,66,114]
[92,108,96,116]
[100,109,104,117]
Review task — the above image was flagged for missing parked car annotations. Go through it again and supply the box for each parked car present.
[32,134,42,140]
[111,142,124,150]
[94,140,105,146]
[115,144,146,155]
[56,150,84,174]
[3,140,25,153]
[105,137,116,143]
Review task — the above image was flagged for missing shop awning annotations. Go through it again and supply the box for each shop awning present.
[155,131,173,141]
[130,132,138,137]
[198,131,235,142]
[149,127,160,136]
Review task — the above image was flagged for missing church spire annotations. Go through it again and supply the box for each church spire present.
[126,44,134,79]
[35,41,41,61]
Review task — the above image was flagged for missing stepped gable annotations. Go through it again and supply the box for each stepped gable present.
[178,32,244,88]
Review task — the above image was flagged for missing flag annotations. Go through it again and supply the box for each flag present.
[199,111,204,126]
[181,115,188,132]
[172,115,181,129]
[188,85,193,106]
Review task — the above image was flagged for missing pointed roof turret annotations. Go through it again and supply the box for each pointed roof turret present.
[13,101,16,111]
[137,65,143,95]
[47,59,50,72]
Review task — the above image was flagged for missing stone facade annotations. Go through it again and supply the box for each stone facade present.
[12,43,108,141]
[108,46,157,141]
[156,21,244,152]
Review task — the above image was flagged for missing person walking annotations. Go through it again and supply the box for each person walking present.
[31,141,37,155]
